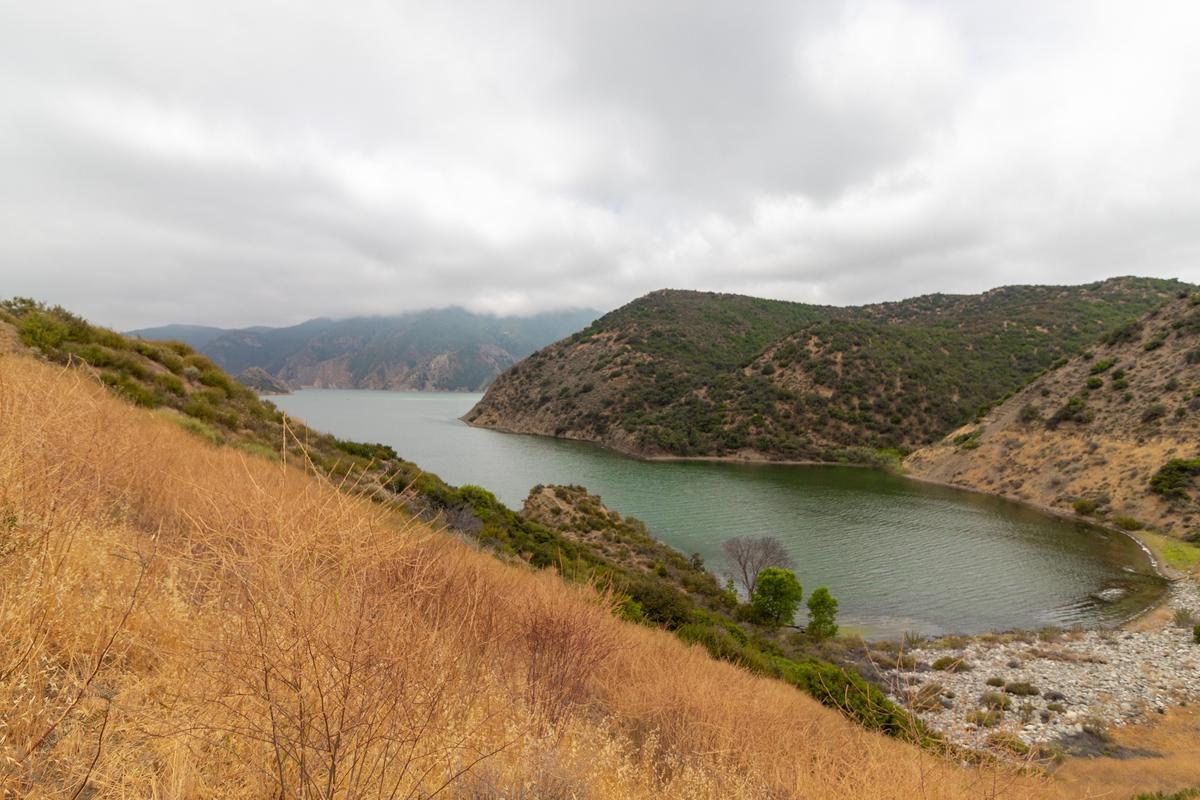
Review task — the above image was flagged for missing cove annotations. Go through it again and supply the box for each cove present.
[268,389,1166,637]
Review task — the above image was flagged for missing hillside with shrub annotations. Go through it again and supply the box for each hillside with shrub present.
[132,306,598,391]
[0,315,1060,796]
[906,292,1200,542]
[465,277,1190,461]
[0,300,928,740]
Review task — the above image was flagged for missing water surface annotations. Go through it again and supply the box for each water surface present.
[269,389,1165,637]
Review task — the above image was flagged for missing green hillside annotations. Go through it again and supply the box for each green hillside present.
[466,277,1193,461]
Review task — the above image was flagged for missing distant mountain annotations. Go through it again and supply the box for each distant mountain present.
[131,307,599,392]
[127,323,228,350]
[464,277,1193,461]
[907,291,1200,538]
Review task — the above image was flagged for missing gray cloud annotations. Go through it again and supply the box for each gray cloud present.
[1,0,1198,329]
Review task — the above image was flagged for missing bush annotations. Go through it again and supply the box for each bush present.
[980,692,1012,711]
[967,709,1002,727]
[627,578,693,629]
[1047,395,1093,428]
[1086,376,1104,390]
[1073,498,1099,516]
[932,656,971,672]
[1004,681,1039,696]
[1089,358,1117,375]
[1142,404,1168,423]
[1150,459,1200,500]
[1194,624,1200,645]
[985,676,1004,687]
[1018,404,1041,424]
[1112,515,1144,531]
[1103,320,1143,345]
[751,568,803,628]
[154,372,186,396]
[805,586,839,640]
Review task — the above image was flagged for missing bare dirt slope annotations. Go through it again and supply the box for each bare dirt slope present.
[907,294,1200,539]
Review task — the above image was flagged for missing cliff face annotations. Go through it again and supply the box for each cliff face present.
[906,294,1200,538]
[465,278,1192,461]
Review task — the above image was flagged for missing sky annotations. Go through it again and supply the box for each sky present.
[2,1,1199,330]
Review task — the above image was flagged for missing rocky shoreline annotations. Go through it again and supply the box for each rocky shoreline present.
[877,578,1200,753]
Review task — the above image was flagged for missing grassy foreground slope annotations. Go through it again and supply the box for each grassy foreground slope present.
[0,298,923,738]
[465,278,1189,461]
[0,355,1047,798]
[907,291,1200,543]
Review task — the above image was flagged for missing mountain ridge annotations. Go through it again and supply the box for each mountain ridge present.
[132,306,599,392]
[465,277,1193,461]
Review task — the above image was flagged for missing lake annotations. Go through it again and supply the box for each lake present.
[268,389,1166,637]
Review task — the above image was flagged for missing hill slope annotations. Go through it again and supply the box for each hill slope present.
[906,292,1200,539]
[0,297,925,738]
[134,307,598,392]
[0,333,1046,796]
[465,278,1190,460]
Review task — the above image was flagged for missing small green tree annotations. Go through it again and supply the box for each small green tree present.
[806,586,839,640]
[751,568,803,627]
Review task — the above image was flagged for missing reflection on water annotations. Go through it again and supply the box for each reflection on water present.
[269,389,1166,637]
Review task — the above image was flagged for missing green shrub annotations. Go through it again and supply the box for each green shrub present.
[1150,459,1200,500]
[1142,404,1168,423]
[1089,358,1117,375]
[980,691,1012,711]
[1003,681,1038,696]
[1047,702,1066,713]
[805,586,839,640]
[1194,624,1200,645]
[154,372,186,396]
[751,568,803,628]
[1018,404,1041,423]
[1103,320,1143,345]
[1086,376,1103,390]
[932,656,971,672]
[156,409,224,445]
[1073,498,1099,516]
[985,676,1004,687]
[986,731,1030,755]
[1047,395,1093,428]
[1112,515,1144,531]
[967,709,1002,727]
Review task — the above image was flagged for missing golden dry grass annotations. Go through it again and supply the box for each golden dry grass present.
[0,354,1049,798]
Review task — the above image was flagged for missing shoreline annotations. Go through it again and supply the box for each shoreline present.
[464,417,1183,625]
[463,419,1176,582]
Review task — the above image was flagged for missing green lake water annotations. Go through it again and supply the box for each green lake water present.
[268,389,1166,637]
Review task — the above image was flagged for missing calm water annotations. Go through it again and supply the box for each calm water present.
[269,389,1165,637]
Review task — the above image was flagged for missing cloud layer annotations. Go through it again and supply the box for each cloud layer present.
[2,0,1199,328]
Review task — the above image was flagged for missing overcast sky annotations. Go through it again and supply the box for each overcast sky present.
[2,1,1199,329]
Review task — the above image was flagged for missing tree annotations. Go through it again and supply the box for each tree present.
[722,536,794,598]
[751,568,803,628]
[806,586,839,640]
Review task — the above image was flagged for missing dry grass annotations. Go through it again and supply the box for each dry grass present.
[0,354,1048,798]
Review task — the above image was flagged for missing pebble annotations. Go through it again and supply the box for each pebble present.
[882,579,1200,751]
